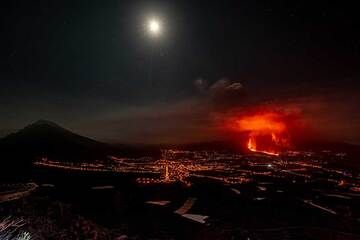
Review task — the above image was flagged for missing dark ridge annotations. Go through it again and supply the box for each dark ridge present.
[0,120,111,180]
[25,119,64,129]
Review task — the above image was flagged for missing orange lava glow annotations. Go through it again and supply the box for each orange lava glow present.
[247,135,280,156]
[232,112,291,155]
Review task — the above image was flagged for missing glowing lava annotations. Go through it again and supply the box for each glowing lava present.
[247,135,280,156]
[233,112,290,156]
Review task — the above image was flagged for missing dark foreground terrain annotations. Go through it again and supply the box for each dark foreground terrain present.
[1,150,360,239]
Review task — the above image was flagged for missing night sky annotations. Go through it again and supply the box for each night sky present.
[1,0,359,144]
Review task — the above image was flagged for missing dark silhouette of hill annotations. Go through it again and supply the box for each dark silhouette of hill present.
[0,120,162,180]
[0,120,112,179]
[0,120,110,160]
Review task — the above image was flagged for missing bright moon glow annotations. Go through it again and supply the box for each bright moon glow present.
[148,19,161,36]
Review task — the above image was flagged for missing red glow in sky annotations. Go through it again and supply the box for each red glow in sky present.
[229,111,292,155]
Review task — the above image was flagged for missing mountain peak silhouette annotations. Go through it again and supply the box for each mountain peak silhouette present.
[28,119,63,128]
[0,120,109,163]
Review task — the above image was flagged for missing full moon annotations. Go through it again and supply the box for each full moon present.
[148,19,161,36]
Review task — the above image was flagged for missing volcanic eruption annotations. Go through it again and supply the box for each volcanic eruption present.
[230,111,291,155]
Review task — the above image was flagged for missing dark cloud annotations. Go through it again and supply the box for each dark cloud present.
[194,78,208,92]
[195,78,245,110]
